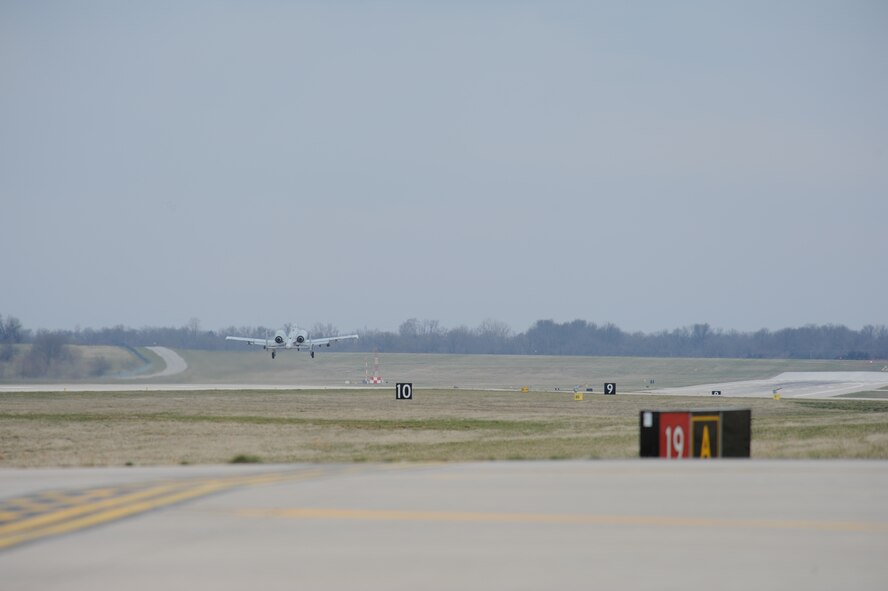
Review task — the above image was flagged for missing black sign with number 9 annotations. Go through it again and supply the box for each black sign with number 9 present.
[604,382,617,395]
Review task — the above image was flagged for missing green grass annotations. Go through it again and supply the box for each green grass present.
[837,391,888,400]
[3,347,881,392]
[154,350,881,389]
[2,387,887,466]
[0,412,554,434]
[790,399,888,412]
[229,454,263,464]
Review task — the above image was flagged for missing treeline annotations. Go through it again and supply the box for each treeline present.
[0,323,114,379]
[2,314,888,361]
[347,319,888,360]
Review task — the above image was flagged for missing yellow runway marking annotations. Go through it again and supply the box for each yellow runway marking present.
[4,498,54,513]
[0,470,323,551]
[238,507,888,534]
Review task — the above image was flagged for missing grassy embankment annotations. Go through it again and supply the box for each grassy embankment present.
[0,345,146,381]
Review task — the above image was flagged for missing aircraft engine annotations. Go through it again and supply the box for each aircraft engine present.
[274,331,286,345]
[295,330,308,344]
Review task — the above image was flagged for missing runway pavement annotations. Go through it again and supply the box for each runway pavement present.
[1,461,886,590]
[3,370,887,398]
[649,371,888,399]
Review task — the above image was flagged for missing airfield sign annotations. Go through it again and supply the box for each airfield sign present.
[639,410,751,458]
[396,383,413,400]
[657,412,690,458]
[604,383,617,395]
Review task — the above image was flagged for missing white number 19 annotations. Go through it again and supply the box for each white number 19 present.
[665,426,685,458]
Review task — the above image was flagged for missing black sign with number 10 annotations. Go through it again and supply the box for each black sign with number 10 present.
[396,383,413,400]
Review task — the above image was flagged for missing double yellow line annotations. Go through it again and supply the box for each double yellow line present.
[0,471,313,551]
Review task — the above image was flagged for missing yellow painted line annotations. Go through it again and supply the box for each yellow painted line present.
[5,498,53,513]
[0,482,230,550]
[0,482,187,539]
[0,470,323,551]
[81,488,121,500]
[41,491,87,504]
[237,507,888,534]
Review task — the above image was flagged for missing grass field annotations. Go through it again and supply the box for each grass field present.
[4,346,880,389]
[151,350,881,390]
[3,350,886,467]
[1,387,886,467]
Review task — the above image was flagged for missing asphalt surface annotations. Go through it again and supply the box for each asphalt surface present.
[4,370,887,398]
[649,371,888,399]
[1,461,886,590]
[139,346,188,378]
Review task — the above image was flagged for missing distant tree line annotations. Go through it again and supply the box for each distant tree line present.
[1,314,113,379]
[343,319,888,360]
[2,313,888,363]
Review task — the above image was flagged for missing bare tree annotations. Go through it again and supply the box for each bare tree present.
[1,315,25,343]
[420,319,442,337]
[477,318,512,339]
[310,322,338,337]
[399,318,419,338]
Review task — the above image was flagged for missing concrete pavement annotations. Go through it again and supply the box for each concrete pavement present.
[1,461,886,590]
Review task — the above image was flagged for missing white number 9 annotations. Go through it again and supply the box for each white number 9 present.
[672,426,684,458]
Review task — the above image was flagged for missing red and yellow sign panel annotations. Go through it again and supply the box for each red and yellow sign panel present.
[640,410,750,458]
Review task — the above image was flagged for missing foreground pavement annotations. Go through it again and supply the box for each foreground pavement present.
[1,461,886,590]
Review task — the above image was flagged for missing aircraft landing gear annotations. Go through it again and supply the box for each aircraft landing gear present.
[310,351,315,359]
[272,351,276,359]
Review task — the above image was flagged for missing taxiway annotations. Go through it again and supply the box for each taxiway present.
[1,461,886,590]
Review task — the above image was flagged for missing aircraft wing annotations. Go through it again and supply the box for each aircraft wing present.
[309,334,359,347]
[225,336,272,347]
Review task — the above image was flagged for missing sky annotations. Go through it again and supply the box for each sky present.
[2,1,886,335]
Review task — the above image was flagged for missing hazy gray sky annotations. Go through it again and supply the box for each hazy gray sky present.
[2,1,886,334]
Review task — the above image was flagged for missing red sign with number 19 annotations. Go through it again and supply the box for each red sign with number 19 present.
[658,412,691,458]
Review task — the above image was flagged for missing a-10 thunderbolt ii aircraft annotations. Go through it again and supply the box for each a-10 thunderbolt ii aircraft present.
[225,325,358,359]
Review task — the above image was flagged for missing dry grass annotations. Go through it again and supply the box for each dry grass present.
[1,388,886,467]
[168,351,878,389]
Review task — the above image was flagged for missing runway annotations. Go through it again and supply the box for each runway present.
[649,371,888,399]
[3,370,887,398]
[1,461,886,590]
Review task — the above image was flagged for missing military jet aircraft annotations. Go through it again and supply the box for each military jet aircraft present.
[226,325,358,359]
